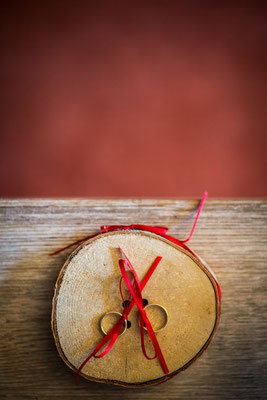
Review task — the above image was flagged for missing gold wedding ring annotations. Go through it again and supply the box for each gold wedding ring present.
[140,304,168,333]
[100,311,127,336]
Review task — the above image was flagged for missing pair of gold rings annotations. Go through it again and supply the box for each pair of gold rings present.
[100,304,168,337]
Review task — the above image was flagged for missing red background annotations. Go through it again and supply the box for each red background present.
[1,2,266,197]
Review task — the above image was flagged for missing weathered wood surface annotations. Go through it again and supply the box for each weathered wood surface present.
[0,199,266,399]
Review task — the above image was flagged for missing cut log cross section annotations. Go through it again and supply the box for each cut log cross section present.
[51,229,220,387]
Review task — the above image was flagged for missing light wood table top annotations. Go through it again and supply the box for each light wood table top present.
[0,199,266,399]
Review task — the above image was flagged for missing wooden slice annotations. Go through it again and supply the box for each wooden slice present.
[51,230,220,387]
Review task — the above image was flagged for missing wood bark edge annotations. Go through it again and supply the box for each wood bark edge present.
[51,230,221,387]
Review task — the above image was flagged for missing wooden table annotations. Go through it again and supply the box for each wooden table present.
[0,199,266,399]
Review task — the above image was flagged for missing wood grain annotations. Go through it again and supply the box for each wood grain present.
[0,199,266,399]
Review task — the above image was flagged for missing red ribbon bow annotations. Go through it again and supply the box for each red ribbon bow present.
[75,248,168,382]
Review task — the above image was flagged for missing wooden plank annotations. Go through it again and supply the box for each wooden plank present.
[0,199,266,399]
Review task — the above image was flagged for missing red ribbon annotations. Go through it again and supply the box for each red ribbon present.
[50,192,208,256]
[101,224,169,235]
[50,191,221,382]
[75,250,168,382]
[119,247,169,372]
[99,193,221,303]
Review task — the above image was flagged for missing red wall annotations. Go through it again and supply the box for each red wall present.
[1,2,266,197]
